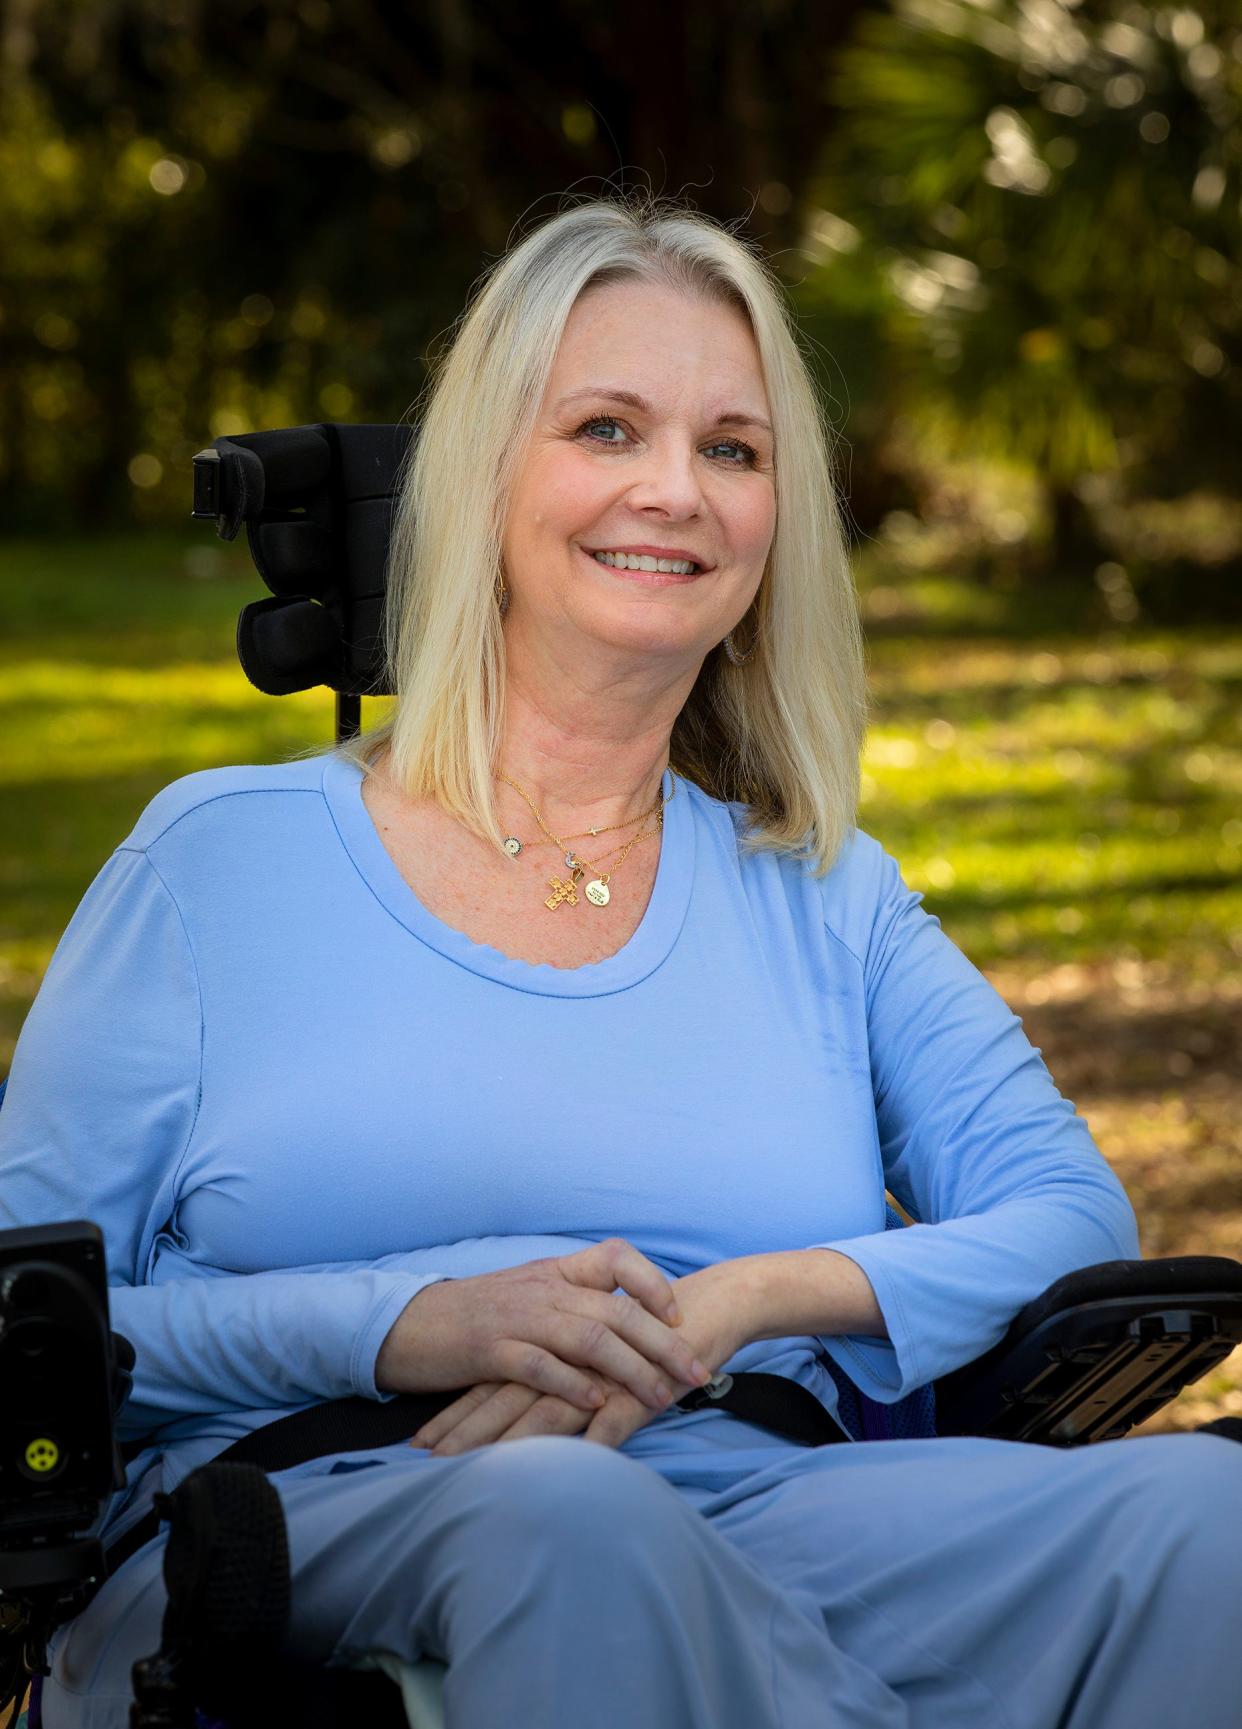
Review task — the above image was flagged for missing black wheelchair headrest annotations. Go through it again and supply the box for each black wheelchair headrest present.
[192,423,414,706]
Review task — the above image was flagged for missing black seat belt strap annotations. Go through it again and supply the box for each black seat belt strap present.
[672,1371,851,1444]
[104,1372,849,1580]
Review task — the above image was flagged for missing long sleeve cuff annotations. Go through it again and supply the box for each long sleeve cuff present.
[112,1268,457,1438]
[807,1239,920,1402]
[353,1272,456,1401]
[808,1193,1139,1405]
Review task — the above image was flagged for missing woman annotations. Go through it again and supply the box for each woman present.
[3,195,1239,1728]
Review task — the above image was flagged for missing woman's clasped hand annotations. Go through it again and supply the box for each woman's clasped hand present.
[372,1238,750,1456]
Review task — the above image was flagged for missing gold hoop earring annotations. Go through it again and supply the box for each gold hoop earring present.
[722,619,757,666]
[496,572,510,617]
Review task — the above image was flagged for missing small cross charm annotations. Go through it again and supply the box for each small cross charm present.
[545,872,580,911]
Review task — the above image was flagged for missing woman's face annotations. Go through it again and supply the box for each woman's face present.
[500,279,776,670]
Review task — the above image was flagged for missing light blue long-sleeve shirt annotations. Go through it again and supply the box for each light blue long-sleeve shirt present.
[0,751,1140,1541]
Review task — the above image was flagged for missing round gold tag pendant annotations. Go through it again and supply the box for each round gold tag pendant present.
[585,879,610,907]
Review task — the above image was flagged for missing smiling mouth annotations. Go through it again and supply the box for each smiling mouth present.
[580,547,705,584]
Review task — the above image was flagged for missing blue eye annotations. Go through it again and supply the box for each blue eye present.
[579,417,628,444]
[705,439,759,466]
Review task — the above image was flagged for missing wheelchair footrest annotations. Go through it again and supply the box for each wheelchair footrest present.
[934,1257,1242,1445]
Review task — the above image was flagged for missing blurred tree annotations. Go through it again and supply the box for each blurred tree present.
[0,0,876,529]
[801,0,1241,582]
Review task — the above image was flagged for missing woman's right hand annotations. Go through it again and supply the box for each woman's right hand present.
[374,1238,714,1413]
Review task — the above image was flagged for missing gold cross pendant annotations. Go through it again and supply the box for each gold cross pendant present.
[544,870,582,911]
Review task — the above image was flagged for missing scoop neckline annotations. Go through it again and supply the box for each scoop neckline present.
[321,752,695,997]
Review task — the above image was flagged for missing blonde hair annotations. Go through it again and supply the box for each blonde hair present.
[335,192,868,877]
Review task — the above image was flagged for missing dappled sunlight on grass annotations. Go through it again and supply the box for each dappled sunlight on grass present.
[857,628,1241,981]
[0,660,331,782]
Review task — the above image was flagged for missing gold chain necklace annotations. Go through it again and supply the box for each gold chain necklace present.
[499,790,667,854]
[497,771,673,911]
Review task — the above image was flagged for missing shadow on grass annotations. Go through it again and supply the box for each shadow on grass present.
[869,786,1226,829]
[1019,995,1242,1105]
[921,870,1239,916]
[858,560,1242,640]
[866,670,1242,718]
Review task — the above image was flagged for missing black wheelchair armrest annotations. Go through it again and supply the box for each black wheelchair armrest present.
[932,1256,1242,1445]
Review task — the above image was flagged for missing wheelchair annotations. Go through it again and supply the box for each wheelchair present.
[5,420,1242,1729]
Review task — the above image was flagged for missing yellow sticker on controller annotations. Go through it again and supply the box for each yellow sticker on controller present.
[24,1438,60,1473]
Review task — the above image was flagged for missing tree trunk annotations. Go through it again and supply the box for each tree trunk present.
[1047,483,1106,579]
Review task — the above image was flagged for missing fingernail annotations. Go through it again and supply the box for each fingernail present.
[666,1302,682,1324]
[691,1360,711,1384]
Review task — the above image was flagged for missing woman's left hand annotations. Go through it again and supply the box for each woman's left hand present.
[407,1260,756,1456]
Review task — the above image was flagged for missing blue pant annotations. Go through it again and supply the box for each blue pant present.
[43,1420,1242,1728]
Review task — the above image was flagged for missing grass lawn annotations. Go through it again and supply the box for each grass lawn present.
[1,529,1239,1433]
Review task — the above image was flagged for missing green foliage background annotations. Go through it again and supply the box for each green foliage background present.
[2,0,1239,610]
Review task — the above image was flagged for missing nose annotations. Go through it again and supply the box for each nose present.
[626,434,705,521]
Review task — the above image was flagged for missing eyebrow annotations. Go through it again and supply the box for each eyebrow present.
[554,386,772,435]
